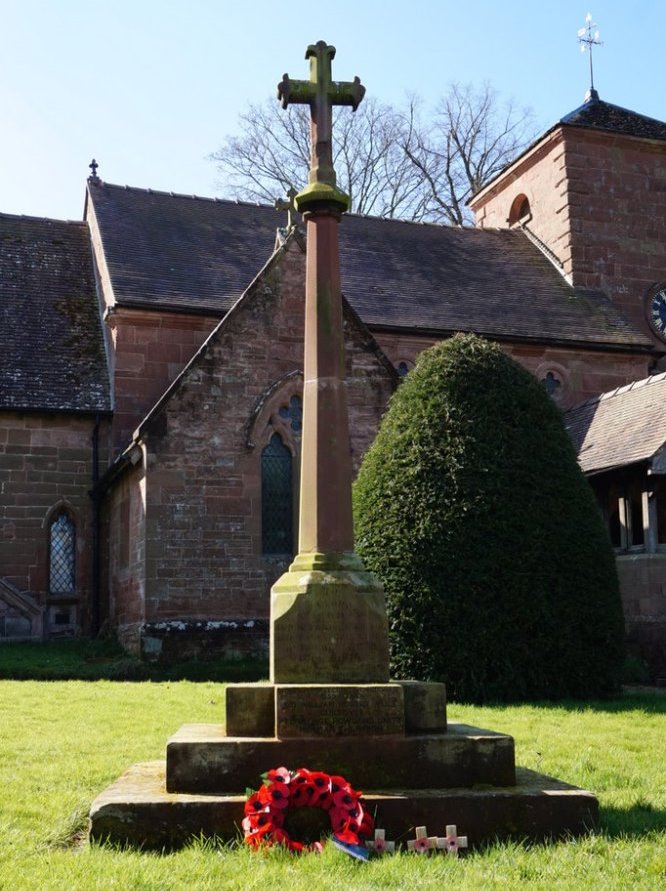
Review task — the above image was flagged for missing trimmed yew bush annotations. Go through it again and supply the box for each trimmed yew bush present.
[353,334,625,702]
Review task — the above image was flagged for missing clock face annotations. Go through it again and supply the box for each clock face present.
[648,286,666,340]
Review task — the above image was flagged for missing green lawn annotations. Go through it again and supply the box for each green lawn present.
[0,679,664,890]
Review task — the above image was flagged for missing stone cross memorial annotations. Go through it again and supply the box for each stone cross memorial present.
[88,42,600,849]
[271,40,390,685]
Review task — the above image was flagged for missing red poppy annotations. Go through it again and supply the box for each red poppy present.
[290,780,317,807]
[266,783,290,809]
[266,766,291,785]
[314,788,334,811]
[244,790,269,815]
[333,788,357,810]
[330,775,352,794]
[307,771,332,805]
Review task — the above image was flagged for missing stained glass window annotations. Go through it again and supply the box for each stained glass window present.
[261,434,294,555]
[541,371,562,397]
[49,512,75,594]
[278,395,303,434]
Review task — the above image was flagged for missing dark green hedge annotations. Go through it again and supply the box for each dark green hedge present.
[353,334,625,702]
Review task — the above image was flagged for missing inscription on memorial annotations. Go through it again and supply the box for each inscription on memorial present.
[276,684,405,737]
[271,581,390,683]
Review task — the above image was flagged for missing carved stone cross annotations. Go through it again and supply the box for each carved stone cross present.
[277,40,365,209]
[274,187,298,229]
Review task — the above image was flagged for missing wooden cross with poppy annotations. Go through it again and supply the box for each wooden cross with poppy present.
[365,828,395,855]
[435,824,468,855]
[407,825,438,854]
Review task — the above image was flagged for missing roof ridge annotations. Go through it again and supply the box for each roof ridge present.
[96,180,275,211]
[0,210,87,227]
[568,370,666,413]
[344,209,465,231]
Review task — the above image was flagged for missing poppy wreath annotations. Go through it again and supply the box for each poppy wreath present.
[242,766,374,853]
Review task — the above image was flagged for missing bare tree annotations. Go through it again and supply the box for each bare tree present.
[211,97,427,220]
[211,84,536,225]
[403,84,537,226]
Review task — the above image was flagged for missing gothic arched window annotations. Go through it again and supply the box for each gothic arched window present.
[261,434,295,556]
[49,512,76,594]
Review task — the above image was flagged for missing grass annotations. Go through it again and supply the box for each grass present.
[0,650,664,889]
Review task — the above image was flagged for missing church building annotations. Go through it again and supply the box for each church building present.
[1,89,665,682]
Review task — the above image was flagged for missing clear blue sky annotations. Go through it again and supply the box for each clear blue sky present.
[2,0,663,221]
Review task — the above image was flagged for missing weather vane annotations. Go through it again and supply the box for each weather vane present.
[577,12,603,94]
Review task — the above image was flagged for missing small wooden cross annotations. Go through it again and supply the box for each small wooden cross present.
[277,41,365,192]
[407,825,438,854]
[274,187,298,229]
[365,828,395,856]
[436,824,468,855]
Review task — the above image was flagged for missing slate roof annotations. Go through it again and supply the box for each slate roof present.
[88,181,651,350]
[0,213,110,413]
[565,373,666,474]
[560,91,666,141]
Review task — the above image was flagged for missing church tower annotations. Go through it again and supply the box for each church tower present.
[470,91,666,352]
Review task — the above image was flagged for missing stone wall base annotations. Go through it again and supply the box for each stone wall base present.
[139,620,269,664]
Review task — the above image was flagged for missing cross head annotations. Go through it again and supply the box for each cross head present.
[277,40,365,195]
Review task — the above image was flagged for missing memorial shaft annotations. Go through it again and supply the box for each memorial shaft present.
[299,207,354,553]
[270,41,389,684]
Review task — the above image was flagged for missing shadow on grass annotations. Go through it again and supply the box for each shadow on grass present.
[450,693,666,715]
[600,801,666,837]
[0,640,268,683]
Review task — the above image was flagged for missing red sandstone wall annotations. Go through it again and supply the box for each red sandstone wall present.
[105,308,220,454]
[563,129,666,339]
[472,131,574,276]
[103,458,146,652]
[617,554,666,682]
[472,125,666,348]
[374,331,649,410]
[0,412,109,634]
[131,240,395,626]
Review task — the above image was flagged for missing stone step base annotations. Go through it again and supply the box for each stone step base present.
[89,761,598,850]
[165,722,516,793]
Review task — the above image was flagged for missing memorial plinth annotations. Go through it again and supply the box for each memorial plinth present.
[270,552,389,683]
[88,40,599,851]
